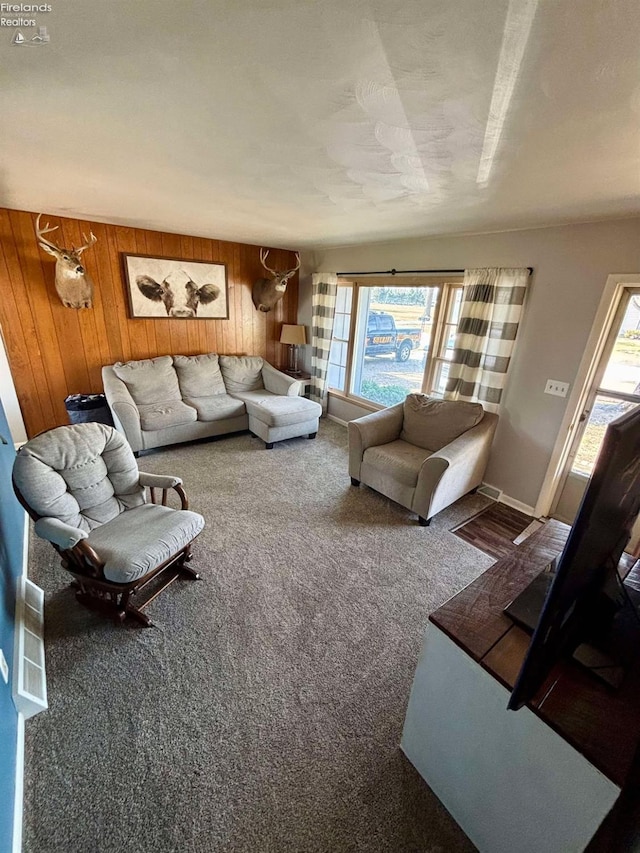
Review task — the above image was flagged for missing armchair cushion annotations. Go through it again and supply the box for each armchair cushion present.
[113,356,181,406]
[87,503,205,583]
[219,355,264,393]
[137,472,182,489]
[400,395,484,451]
[362,440,432,488]
[13,423,145,533]
[173,353,226,398]
[34,517,88,550]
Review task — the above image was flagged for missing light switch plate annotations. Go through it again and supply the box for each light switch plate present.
[0,649,8,684]
[545,379,570,398]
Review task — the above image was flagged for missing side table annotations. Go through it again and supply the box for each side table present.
[282,370,311,397]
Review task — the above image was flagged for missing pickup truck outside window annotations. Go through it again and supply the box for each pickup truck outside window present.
[365,310,421,363]
[327,280,463,408]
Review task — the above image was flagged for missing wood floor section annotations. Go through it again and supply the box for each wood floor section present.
[453,502,534,559]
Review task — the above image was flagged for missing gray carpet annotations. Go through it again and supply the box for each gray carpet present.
[23,420,494,853]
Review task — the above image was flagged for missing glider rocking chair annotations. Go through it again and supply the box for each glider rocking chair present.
[13,422,205,627]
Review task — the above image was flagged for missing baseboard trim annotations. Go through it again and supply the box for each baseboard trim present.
[479,481,536,517]
[326,414,348,427]
[22,519,29,579]
[12,713,24,853]
[13,516,30,853]
[499,493,536,517]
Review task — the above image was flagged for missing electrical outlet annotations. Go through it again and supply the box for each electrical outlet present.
[544,379,570,398]
[0,649,8,685]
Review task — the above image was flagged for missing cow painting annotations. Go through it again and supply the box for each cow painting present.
[124,255,229,319]
[136,271,220,318]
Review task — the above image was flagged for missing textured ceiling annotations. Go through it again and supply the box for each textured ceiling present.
[1,0,638,248]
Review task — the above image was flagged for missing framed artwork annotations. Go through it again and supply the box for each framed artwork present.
[122,253,229,319]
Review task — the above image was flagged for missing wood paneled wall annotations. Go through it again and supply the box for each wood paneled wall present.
[0,208,299,438]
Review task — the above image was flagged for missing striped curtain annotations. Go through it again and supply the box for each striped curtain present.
[444,268,529,413]
[310,273,338,413]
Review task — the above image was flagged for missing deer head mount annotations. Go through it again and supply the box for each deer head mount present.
[252,248,300,313]
[35,214,97,309]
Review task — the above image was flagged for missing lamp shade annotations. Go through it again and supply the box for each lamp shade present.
[279,324,307,346]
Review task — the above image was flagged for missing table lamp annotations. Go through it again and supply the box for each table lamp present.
[279,324,307,375]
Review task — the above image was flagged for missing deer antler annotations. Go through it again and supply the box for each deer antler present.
[35,213,61,252]
[73,231,97,255]
[259,248,301,276]
[259,248,277,276]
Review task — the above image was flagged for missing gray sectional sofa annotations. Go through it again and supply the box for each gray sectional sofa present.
[102,354,322,453]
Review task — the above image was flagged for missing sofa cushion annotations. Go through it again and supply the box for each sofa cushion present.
[137,401,198,431]
[183,394,246,422]
[231,390,321,427]
[400,395,484,452]
[219,356,264,393]
[363,440,432,487]
[173,353,226,398]
[113,356,181,406]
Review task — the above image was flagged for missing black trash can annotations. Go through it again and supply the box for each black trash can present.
[64,393,114,426]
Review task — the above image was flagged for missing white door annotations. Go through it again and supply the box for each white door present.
[553,290,640,530]
[0,323,27,445]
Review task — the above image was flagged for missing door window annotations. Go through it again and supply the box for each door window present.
[571,294,640,477]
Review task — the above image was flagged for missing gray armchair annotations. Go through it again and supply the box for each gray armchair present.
[348,395,498,526]
[12,422,205,627]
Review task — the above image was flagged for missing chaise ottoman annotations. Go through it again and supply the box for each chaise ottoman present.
[229,389,322,448]
[218,355,322,448]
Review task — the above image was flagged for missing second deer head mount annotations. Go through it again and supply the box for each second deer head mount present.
[252,248,300,313]
[35,214,97,309]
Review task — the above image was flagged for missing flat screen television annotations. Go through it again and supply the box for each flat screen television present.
[506,403,640,711]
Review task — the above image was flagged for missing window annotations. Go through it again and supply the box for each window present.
[327,278,463,407]
[425,285,464,397]
[327,285,353,393]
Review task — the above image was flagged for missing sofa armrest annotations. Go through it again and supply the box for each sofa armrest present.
[34,517,87,550]
[102,366,143,452]
[348,403,404,480]
[413,412,499,520]
[262,362,302,397]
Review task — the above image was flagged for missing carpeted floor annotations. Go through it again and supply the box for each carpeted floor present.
[23,420,494,853]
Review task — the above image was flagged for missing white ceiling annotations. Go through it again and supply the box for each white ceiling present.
[1,0,639,249]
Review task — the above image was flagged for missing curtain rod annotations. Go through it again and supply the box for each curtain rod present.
[336,267,534,276]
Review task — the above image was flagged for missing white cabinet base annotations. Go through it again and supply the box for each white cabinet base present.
[401,625,619,853]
